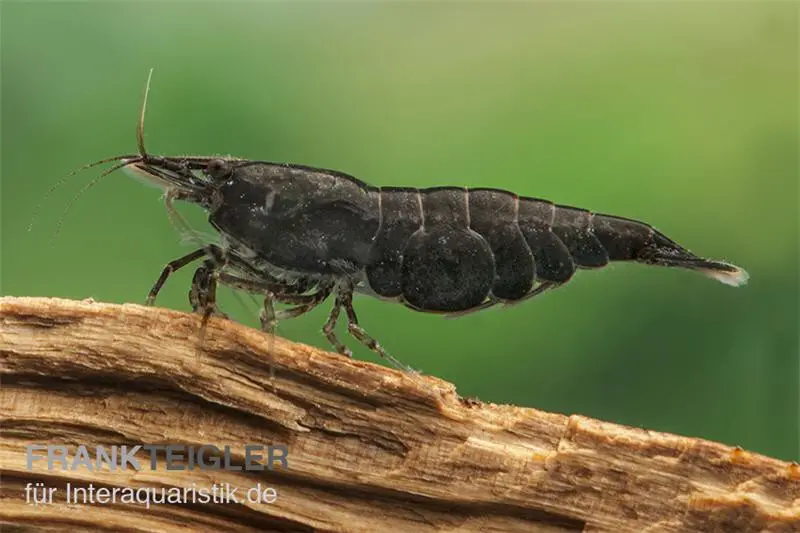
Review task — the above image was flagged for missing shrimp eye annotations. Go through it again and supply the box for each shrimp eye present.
[206,159,231,180]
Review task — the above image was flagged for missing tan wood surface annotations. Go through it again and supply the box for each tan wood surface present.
[1,296,797,532]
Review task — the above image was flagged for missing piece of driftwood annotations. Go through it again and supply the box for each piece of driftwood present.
[0,296,797,532]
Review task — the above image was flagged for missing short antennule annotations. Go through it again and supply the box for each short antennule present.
[137,67,154,157]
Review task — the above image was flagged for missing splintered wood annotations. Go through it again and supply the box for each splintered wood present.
[0,297,797,532]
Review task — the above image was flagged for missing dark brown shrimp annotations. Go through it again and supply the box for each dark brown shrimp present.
[60,71,748,371]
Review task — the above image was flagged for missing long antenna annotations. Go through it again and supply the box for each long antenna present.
[137,68,154,156]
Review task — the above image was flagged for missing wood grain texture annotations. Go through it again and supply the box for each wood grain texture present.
[0,296,797,532]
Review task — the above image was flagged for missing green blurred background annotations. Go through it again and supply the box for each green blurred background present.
[2,2,797,461]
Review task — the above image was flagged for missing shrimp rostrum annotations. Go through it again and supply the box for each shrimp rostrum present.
[68,78,749,371]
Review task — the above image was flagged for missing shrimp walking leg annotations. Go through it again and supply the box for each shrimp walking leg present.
[146,247,216,305]
[322,297,350,357]
[339,289,412,372]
